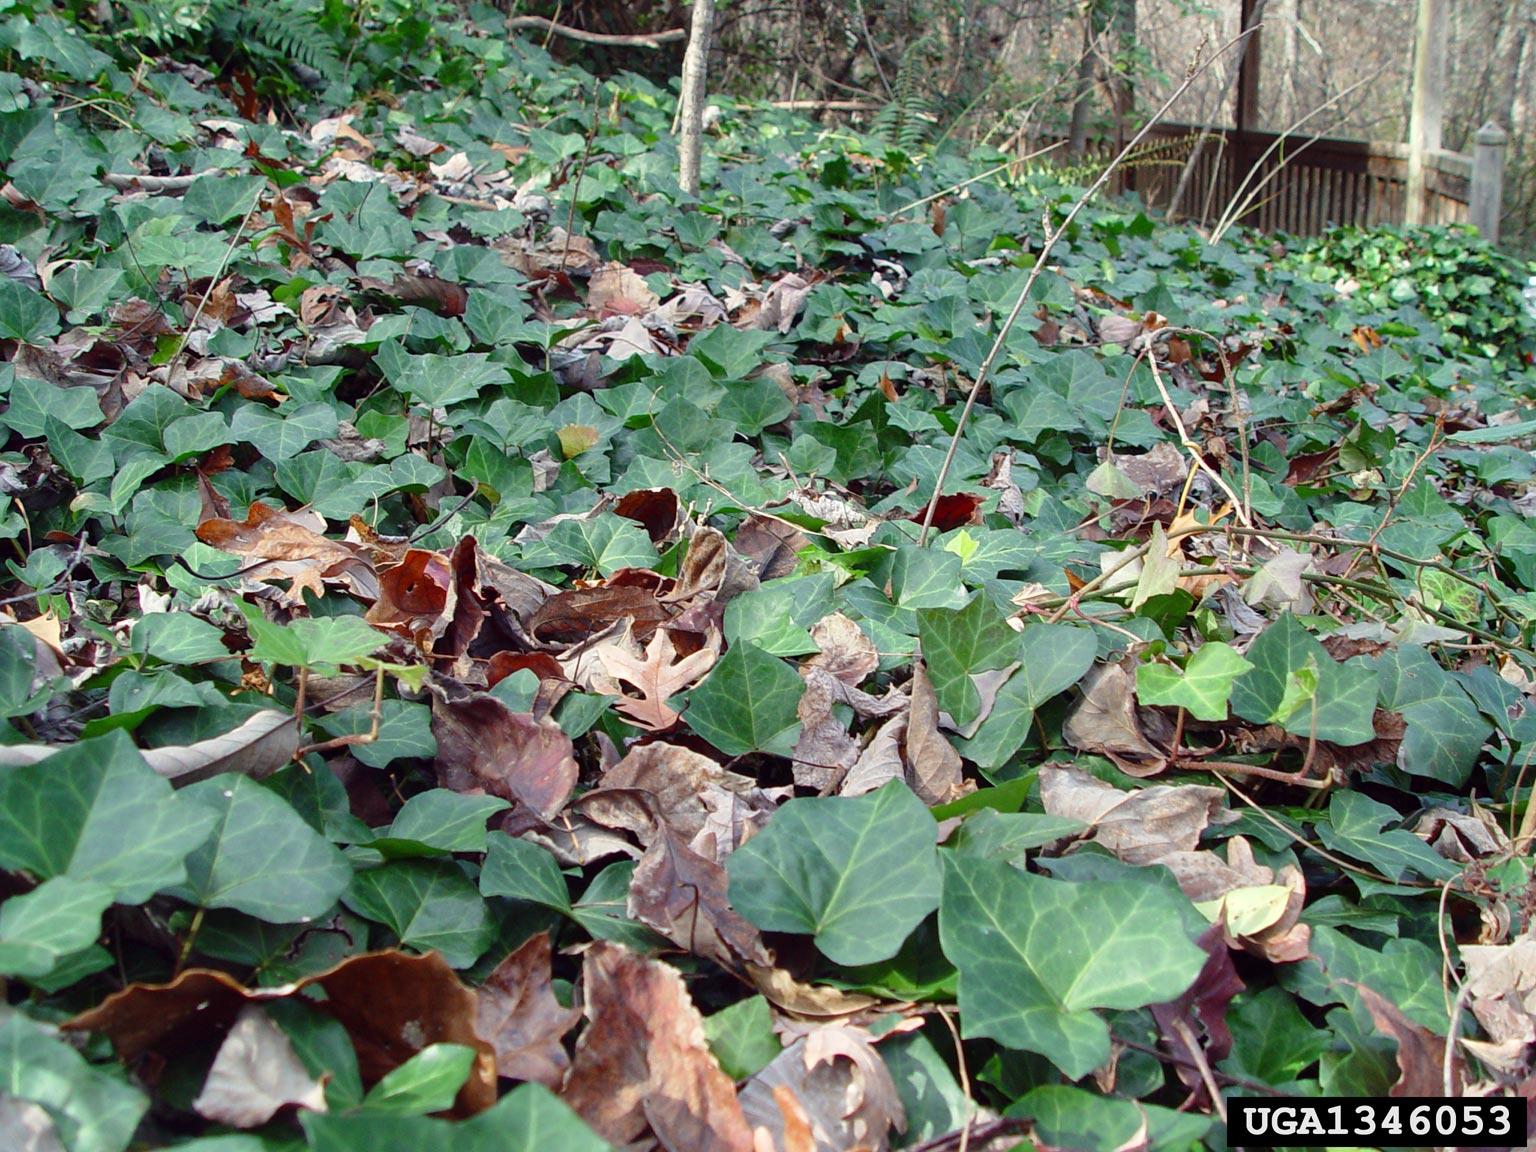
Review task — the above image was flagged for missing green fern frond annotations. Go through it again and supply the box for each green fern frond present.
[870,41,939,154]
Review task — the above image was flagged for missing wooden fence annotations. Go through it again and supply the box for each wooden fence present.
[1024,122,1507,240]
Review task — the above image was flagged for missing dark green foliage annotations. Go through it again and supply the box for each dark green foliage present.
[1283,223,1536,368]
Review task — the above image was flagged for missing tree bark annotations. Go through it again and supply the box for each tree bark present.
[677,0,716,197]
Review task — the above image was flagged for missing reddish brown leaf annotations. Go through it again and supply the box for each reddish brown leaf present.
[907,492,982,532]
[474,932,579,1087]
[529,585,672,646]
[732,514,808,581]
[1151,924,1244,1108]
[613,487,681,545]
[629,823,771,970]
[562,943,753,1151]
[66,951,496,1116]
[431,691,577,819]
[1350,982,1457,1097]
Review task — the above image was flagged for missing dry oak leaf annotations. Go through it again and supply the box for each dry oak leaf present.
[196,502,377,605]
[561,942,753,1152]
[474,931,579,1087]
[739,1025,906,1152]
[592,623,718,732]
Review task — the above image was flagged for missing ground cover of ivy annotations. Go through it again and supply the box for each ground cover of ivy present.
[2,5,1536,1151]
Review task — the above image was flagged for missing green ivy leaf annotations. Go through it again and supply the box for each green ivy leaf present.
[727,780,941,964]
[248,615,386,671]
[359,1043,475,1115]
[684,640,803,756]
[955,624,1096,770]
[0,1012,147,1152]
[1375,646,1488,785]
[479,832,571,911]
[938,853,1205,1078]
[230,402,340,463]
[173,775,352,922]
[0,279,60,341]
[918,593,1017,728]
[370,790,510,858]
[0,876,114,979]
[377,339,511,408]
[1314,792,1460,884]
[1230,614,1377,745]
[343,859,493,968]
[1135,641,1252,721]
[704,995,781,1081]
[0,731,216,904]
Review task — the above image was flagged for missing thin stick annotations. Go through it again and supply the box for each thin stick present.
[915,29,1253,547]
[505,16,685,48]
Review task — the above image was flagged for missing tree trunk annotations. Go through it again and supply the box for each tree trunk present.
[677,0,716,197]
[1067,8,1096,155]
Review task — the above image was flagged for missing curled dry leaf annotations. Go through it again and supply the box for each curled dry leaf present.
[805,612,879,687]
[1038,766,1226,865]
[793,667,861,792]
[1460,932,1536,1070]
[432,690,577,820]
[66,951,496,1115]
[1349,982,1459,1096]
[739,1025,905,1152]
[746,965,878,1020]
[905,660,968,806]
[192,1004,327,1127]
[474,932,579,1087]
[1063,661,1172,770]
[0,709,297,785]
[599,742,776,851]
[840,712,906,798]
[196,502,378,605]
[561,942,753,1152]
[629,823,771,970]
[587,262,661,316]
[1149,924,1243,1109]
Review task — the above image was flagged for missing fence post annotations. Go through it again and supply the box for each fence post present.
[1470,121,1507,243]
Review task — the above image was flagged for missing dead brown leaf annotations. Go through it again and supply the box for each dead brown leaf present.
[905,661,968,805]
[1351,982,1458,1097]
[562,943,753,1151]
[739,1025,905,1152]
[1038,766,1226,865]
[805,612,878,687]
[431,690,578,819]
[474,932,579,1087]
[192,1004,327,1127]
[629,823,771,970]
[591,623,718,731]
[196,502,377,605]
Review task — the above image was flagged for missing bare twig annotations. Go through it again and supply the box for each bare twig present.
[506,15,685,48]
[915,29,1254,547]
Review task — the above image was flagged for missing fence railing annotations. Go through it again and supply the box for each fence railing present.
[1025,121,1508,241]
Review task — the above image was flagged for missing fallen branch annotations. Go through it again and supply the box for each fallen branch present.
[103,172,199,193]
[506,16,684,49]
